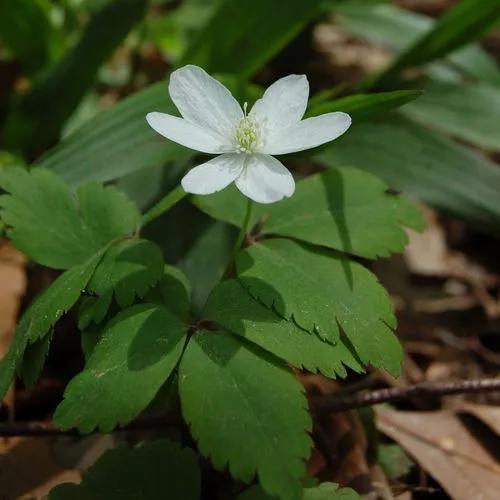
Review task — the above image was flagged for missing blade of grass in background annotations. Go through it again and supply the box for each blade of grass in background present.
[400,80,500,151]
[365,0,500,88]
[180,0,325,77]
[2,0,147,158]
[336,2,500,85]
[36,77,260,186]
[0,0,61,73]
[307,90,422,122]
[36,82,188,186]
[315,114,500,233]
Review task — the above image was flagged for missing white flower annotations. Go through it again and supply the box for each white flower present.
[146,65,351,204]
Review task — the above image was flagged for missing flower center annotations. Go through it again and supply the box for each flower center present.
[235,103,261,153]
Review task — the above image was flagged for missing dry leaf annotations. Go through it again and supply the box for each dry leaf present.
[301,374,372,493]
[0,437,80,499]
[0,240,27,410]
[457,403,500,436]
[405,208,500,317]
[377,408,500,500]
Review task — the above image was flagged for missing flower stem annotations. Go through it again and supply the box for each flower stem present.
[141,185,187,227]
[226,197,253,275]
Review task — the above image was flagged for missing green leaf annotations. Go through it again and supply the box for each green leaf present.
[78,239,164,329]
[193,168,423,259]
[0,252,103,398]
[401,80,500,151]
[360,0,500,86]
[17,330,53,389]
[384,0,500,73]
[0,0,60,73]
[315,115,500,232]
[303,483,361,500]
[36,82,189,186]
[181,0,324,77]
[237,482,361,500]
[3,0,148,155]
[54,303,186,433]
[336,2,500,84]
[179,330,312,500]
[204,280,364,378]
[48,440,200,500]
[0,167,140,269]
[144,264,192,321]
[179,220,236,314]
[236,239,402,375]
[307,90,422,122]
[36,75,258,187]
[377,443,413,480]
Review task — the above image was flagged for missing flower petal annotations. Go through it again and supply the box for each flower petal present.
[261,112,352,155]
[250,74,309,130]
[181,154,245,195]
[235,154,295,204]
[169,65,243,142]
[146,112,228,154]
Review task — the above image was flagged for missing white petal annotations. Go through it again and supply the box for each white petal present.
[146,112,228,154]
[235,154,295,204]
[181,154,245,195]
[169,65,243,142]
[250,75,309,130]
[261,112,352,155]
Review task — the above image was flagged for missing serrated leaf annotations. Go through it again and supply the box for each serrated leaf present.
[236,239,402,375]
[307,90,422,122]
[181,0,324,77]
[48,439,200,500]
[54,303,186,433]
[237,482,360,500]
[0,251,103,398]
[144,264,192,320]
[315,115,500,233]
[204,280,364,378]
[179,330,312,500]
[78,239,164,329]
[0,167,140,269]
[193,168,422,259]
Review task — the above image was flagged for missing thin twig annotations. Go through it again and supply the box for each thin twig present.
[0,413,183,437]
[311,378,500,414]
[2,379,499,437]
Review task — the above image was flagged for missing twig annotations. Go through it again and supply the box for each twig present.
[311,378,500,414]
[0,413,183,437]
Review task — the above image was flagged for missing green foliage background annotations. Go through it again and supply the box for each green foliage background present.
[1,0,500,498]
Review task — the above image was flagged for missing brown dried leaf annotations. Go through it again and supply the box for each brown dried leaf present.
[0,437,80,499]
[377,408,500,500]
[405,207,500,317]
[301,374,372,493]
[457,402,500,436]
[0,239,27,409]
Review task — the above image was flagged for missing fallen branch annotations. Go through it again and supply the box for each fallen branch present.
[311,378,500,414]
[1,378,499,437]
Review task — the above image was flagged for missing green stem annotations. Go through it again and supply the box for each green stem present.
[141,185,187,227]
[226,197,253,274]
